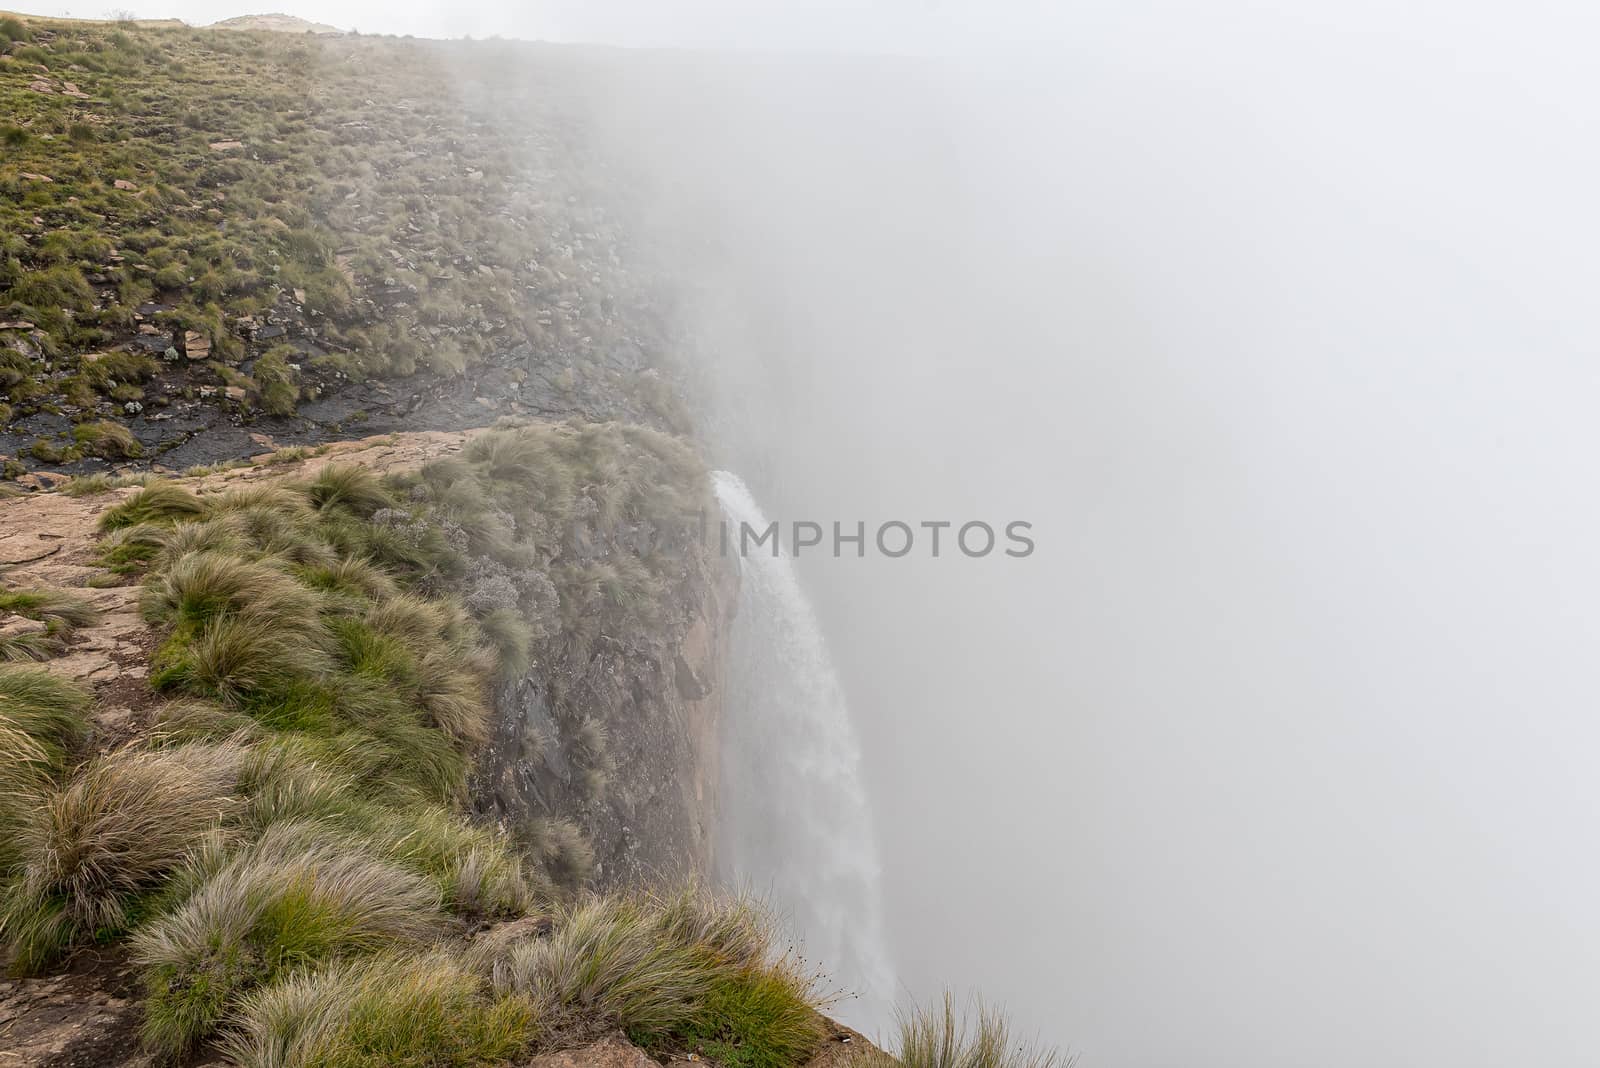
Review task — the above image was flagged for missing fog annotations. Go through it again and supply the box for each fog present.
[547,6,1600,1064]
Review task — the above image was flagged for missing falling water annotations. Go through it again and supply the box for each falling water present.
[711,471,898,1034]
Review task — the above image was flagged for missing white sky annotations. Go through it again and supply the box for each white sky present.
[9,0,997,50]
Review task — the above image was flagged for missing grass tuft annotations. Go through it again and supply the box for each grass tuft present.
[677,965,825,1068]
[0,666,90,795]
[1,743,242,974]
[873,994,1071,1068]
[305,465,395,518]
[224,949,535,1068]
[0,587,100,631]
[142,551,326,634]
[0,587,99,662]
[99,481,206,531]
[134,821,443,1056]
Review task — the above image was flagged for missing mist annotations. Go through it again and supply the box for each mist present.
[507,5,1600,1064]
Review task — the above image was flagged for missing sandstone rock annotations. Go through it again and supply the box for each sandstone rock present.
[0,617,50,640]
[208,139,244,151]
[60,81,89,99]
[183,330,210,359]
[0,320,36,330]
[27,79,53,93]
[224,386,247,402]
[0,532,61,565]
[14,471,72,491]
[527,1035,661,1068]
[468,914,553,963]
[19,172,52,182]
[113,178,139,191]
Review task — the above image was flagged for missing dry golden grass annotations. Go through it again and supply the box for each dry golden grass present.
[2,742,242,972]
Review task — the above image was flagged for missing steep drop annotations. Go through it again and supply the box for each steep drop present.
[711,471,898,1033]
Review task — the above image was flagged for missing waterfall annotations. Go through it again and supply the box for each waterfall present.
[711,471,898,1034]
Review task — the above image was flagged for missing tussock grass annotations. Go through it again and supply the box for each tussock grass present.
[0,667,90,795]
[153,516,246,565]
[1,743,242,973]
[300,557,399,602]
[489,895,706,1033]
[99,481,206,531]
[142,551,326,633]
[232,738,356,830]
[874,995,1071,1068]
[95,522,169,573]
[150,698,259,745]
[229,506,340,568]
[154,608,334,706]
[73,420,143,460]
[362,591,456,647]
[224,949,535,1068]
[680,965,826,1068]
[306,465,395,518]
[522,817,595,892]
[413,647,492,745]
[134,821,442,1055]
[206,484,316,519]
[474,888,822,1061]
[0,585,100,660]
[360,804,538,920]
[0,587,100,631]
[478,606,533,678]
[60,474,116,498]
[0,627,56,664]
[0,587,99,661]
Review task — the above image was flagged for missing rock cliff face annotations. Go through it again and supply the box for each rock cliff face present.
[475,538,737,888]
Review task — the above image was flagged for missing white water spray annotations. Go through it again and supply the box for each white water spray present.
[711,471,898,1033]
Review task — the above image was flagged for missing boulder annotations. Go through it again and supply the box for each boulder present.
[0,617,49,640]
[113,179,139,191]
[183,330,210,360]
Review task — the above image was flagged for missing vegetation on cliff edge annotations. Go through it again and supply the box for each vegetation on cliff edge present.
[0,425,845,1068]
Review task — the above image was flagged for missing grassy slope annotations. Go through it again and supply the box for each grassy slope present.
[0,428,835,1067]
[1,12,666,471]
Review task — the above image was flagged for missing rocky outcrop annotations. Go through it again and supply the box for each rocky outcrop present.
[476,500,738,888]
[0,953,143,1068]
